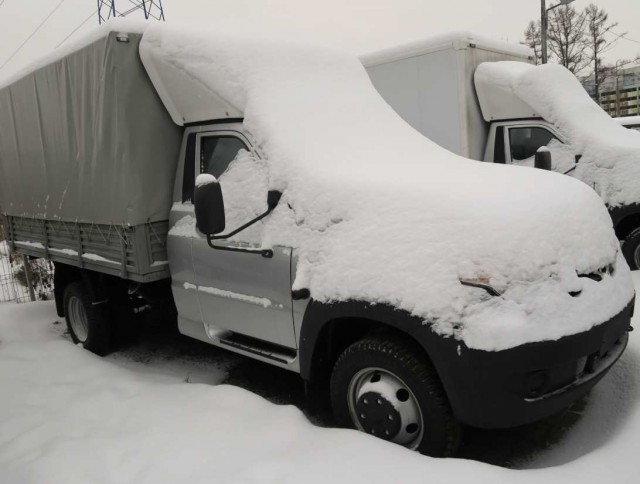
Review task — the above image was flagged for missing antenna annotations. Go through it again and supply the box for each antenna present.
[96,1,165,25]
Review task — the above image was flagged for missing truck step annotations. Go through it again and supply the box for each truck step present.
[219,333,297,364]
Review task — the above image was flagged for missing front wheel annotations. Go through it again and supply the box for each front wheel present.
[330,335,460,456]
[622,227,640,270]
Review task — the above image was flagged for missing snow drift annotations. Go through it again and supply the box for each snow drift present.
[476,61,640,208]
[2,298,640,482]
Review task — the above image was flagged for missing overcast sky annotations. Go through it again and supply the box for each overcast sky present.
[1,0,639,80]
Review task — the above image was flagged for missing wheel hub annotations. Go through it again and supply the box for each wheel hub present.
[347,368,424,449]
[355,391,401,440]
[68,295,89,343]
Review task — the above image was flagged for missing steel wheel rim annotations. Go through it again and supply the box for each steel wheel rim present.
[347,367,424,450]
[68,296,89,342]
[634,244,640,269]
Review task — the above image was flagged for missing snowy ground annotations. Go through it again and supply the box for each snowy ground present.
[0,277,639,483]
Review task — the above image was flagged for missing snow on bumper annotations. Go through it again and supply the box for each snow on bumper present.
[458,252,635,351]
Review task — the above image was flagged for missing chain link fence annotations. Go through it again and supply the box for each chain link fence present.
[0,221,54,303]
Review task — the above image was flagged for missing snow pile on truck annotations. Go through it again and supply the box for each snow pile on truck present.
[476,62,640,208]
[139,24,633,350]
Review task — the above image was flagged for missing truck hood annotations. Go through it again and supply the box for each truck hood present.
[476,62,640,208]
[141,23,634,351]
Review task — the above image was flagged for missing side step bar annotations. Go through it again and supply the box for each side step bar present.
[219,332,297,364]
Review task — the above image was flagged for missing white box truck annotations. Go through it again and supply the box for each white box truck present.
[364,32,640,269]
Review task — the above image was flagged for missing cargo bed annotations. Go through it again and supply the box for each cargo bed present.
[3,215,170,283]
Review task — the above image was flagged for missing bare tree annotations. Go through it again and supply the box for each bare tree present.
[547,5,589,74]
[521,20,542,65]
[584,3,619,101]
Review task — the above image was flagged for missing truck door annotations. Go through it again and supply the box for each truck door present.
[188,127,296,350]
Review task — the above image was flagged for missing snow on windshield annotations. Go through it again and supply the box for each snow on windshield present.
[140,24,633,351]
[477,62,640,208]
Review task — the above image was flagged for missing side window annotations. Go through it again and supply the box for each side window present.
[509,127,559,162]
[200,136,248,178]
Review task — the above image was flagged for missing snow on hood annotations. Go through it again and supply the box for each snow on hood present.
[140,24,633,351]
[476,61,640,208]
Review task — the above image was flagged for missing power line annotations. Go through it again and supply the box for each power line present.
[56,10,97,49]
[0,0,67,72]
[610,31,640,45]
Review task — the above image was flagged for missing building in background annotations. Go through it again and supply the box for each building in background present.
[583,66,640,118]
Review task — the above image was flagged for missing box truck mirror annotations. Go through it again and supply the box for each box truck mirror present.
[194,175,226,235]
[534,149,552,171]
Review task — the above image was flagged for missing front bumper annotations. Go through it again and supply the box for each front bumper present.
[434,299,634,429]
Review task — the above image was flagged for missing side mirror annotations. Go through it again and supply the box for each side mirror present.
[194,174,225,235]
[267,190,282,210]
[534,149,552,171]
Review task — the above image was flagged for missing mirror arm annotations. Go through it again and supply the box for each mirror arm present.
[209,206,273,241]
[205,204,277,258]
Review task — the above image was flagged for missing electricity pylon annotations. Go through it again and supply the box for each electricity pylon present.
[96,1,165,25]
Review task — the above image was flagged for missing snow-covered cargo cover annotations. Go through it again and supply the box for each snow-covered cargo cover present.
[361,32,534,159]
[0,31,182,225]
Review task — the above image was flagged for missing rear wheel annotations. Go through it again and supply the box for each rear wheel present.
[63,281,112,355]
[622,227,640,270]
[330,335,460,456]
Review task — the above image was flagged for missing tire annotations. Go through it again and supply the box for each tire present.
[330,335,460,457]
[622,227,640,270]
[63,281,112,356]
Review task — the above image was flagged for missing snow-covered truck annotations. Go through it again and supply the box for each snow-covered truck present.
[364,32,640,270]
[0,22,635,457]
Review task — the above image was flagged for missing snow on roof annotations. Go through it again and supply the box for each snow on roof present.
[138,23,632,350]
[476,62,640,207]
[360,31,532,68]
[615,115,640,127]
[475,61,541,121]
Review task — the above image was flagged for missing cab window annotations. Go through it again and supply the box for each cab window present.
[509,127,559,162]
[200,136,249,178]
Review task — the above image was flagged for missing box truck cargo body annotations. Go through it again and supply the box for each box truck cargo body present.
[0,24,633,458]
[0,31,182,281]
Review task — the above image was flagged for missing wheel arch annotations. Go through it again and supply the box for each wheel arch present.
[298,300,458,388]
[610,204,640,241]
[53,263,115,318]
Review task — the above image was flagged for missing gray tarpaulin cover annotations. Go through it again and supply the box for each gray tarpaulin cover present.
[0,32,182,225]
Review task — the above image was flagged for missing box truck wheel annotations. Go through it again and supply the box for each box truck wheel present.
[330,335,460,457]
[63,281,112,356]
[622,227,640,270]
